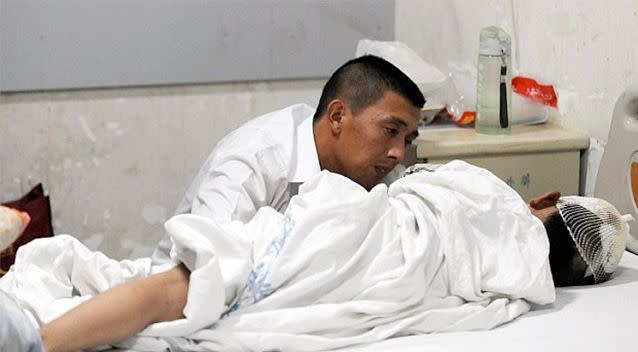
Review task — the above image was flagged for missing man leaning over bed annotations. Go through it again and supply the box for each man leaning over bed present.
[151,54,424,265]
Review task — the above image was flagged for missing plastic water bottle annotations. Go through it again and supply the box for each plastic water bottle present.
[476,26,512,135]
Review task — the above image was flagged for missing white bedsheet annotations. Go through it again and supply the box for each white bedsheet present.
[0,161,555,351]
[337,251,638,352]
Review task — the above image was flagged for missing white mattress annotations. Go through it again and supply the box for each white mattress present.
[336,251,638,352]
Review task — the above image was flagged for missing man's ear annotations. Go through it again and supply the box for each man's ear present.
[529,191,561,209]
[326,99,346,135]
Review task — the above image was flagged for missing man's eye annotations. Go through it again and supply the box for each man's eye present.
[385,127,398,136]
[405,138,414,145]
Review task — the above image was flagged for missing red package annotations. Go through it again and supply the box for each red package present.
[512,76,558,108]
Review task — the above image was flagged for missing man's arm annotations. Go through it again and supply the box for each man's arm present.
[40,264,189,352]
[153,134,288,265]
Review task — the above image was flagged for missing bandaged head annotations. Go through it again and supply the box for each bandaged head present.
[556,196,634,284]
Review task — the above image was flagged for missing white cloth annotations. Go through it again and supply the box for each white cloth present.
[0,161,554,352]
[152,103,403,265]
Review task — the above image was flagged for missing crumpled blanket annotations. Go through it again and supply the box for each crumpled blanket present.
[0,161,555,351]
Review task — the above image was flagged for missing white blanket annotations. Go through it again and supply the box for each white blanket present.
[0,161,555,351]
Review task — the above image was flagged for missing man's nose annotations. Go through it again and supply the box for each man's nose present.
[387,140,406,161]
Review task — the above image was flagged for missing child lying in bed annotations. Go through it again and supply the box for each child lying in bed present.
[0,161,633,352]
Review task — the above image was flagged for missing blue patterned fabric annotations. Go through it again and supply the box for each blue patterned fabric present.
[0,290,43,352]
[224,213,296,317]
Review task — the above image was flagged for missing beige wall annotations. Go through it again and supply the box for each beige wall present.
[0,81,323,259]
[396,0,638,141]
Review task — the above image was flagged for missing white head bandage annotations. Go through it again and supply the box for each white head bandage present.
[556,196,634,284]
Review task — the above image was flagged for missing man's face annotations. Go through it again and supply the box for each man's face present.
[333,91,420,190]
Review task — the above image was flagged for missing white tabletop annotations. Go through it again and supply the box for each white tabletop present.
[415,124,590,159]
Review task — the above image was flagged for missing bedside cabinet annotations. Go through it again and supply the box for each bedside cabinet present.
[411,124,590,201]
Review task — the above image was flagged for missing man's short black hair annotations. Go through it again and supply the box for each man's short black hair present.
[313,55,425,121]
[544,211,595,287]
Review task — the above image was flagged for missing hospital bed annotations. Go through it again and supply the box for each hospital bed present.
[101,254,638,351]
[98,248,638,352]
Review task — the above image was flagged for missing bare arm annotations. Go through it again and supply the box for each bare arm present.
[40,264,189,352]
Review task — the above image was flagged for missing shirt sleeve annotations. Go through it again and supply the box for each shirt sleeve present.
[190,143,286,223]
[151,129,288,265]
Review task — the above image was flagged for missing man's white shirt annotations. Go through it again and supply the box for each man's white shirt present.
[152,103,404,264]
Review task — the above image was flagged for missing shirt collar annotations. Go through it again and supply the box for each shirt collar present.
[289,105,321,182]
